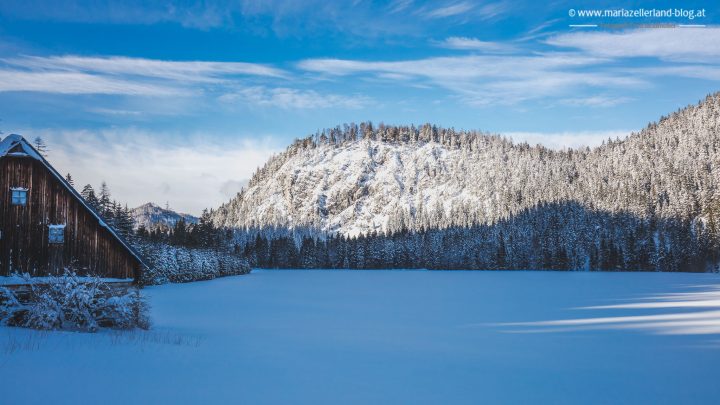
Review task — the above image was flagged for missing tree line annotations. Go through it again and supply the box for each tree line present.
[214,93,720,272]
[136,209,230,249]
[237,201,719,272]
[76,180,135,239]
[72,179,228,250]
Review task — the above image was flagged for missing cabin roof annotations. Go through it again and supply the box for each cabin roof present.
[0,134,147,271]
[0,134,43,159]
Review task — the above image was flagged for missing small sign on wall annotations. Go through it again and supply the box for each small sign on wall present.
[49,224,66,244]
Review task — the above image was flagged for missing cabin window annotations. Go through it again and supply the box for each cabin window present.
[49,224,65,244]
[10,188,28,206]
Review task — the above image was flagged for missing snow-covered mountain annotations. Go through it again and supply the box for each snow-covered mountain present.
[212,93,720,236]
[131,203,198,231]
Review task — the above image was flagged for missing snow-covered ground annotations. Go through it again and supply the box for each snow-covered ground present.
[3,270,720,404]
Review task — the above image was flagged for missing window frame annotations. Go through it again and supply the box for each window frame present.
[10,187,28,206]
[48,224,66,244]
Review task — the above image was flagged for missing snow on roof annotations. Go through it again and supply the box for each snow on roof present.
[0,134,43,160]
[0,134,147,271]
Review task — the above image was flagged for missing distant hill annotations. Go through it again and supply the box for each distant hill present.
[212,93,720,272]
[212,94,720,237]
[131,203,198,231]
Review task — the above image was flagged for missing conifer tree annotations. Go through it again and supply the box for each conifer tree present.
[33,136,49,157]
[65,173,75,188]
[80,184,100,212]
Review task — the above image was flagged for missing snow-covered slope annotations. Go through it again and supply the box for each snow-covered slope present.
[131,203,198,231]
[4,271,720,404]
[213,94,720,236]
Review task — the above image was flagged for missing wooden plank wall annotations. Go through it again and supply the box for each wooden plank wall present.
[0,156,140,279]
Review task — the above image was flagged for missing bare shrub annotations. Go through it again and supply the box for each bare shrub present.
[1,271,150,332]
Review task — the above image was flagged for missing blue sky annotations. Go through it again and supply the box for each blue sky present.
[0,0,717,213]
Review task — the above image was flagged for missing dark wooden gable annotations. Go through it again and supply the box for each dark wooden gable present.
[7,144,24,154]
[0,135,145,281]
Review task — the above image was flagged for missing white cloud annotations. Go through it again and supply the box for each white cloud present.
[469,72,642,105]
[287,28,720,108]
[0,55,287,96]
[2,24,718,121]
[559,95,633,107]
[219,86,371,109]
[424,2,474,18]
[0,55,372,111]
[0,69,183,95]
[4,55,288,80]
[475,1,508,20]
[629,65,720,81]
[546,28,720,62]
[436,36,512,52]
[298,54,607,80]
[88,108,143,116]
[0,0,456,38]
[502,130,632,149]
[220,179,249,198]
[387,0,414,14]
[19,128,280,215]
[298,54,644,105]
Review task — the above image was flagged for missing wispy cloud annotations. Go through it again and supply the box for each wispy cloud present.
[0,0,505,38]
[0,55,288,97]
[475,1,508,20]
[386,0,414,14]
[298,53,644,105]
[0,69,182,95]
[422,1,507,21]
[234,0,423,38]
[516,18,562,41]
[87,108,143,116]
[297,27,720,107]
[0,54,382,115]
[6,55,288,80]
[436,36,513,52]
[559,95,633,108]
[298,54,607,79]
[424,2,474,18]
[632,65,720,81]
[219,86,371,109]
[546,28,720,62]
[7,29,713,111]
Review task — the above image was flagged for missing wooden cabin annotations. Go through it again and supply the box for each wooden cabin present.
[0,134,145,282]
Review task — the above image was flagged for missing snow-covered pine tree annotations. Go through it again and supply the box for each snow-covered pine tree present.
[98,182,112,218]
[80,184,100,212]
[65,173,75,188]
[217,93,720,272]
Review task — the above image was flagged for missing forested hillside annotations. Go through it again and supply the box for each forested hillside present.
[214,93,720,271]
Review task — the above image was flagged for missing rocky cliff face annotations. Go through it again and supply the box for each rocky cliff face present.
[212,94,720,237]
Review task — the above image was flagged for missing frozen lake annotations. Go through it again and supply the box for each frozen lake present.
[3,269,720,404]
